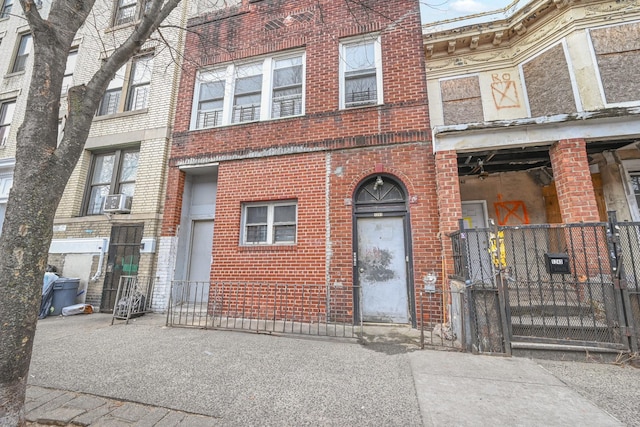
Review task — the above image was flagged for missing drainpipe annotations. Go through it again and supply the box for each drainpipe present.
[91,238,108,281]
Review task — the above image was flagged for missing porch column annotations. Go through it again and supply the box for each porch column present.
[549,139,600,282]
[549,138,600,223]
[435,150,463,279]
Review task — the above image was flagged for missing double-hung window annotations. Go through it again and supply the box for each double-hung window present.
[98,65,125,116]
[97,53,153,116]
[85,149,139,215]
[339,35,383,108]
[196,71,225,128]
[192,51,305,129]
[12,33,32,73]
[242,201,297,245]
[0,100,16,146]
[1,0,13,18]
[61,49,78,96]
[126,55,153,110]
[232,63,263,123]
[114,0,138,26]
[272,56,303,118]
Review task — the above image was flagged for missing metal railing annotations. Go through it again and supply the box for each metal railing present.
[111,275,154,324]
[418,288,462,349]
[450,219,636,353]
[167,281,362,339]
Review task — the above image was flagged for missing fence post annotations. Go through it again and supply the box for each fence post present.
[607,211,639,352]
[492,220,512,356]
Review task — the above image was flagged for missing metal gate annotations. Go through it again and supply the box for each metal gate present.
[450,212,638,354]
[101,223,144,312]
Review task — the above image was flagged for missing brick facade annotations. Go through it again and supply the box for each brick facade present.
[549,138,600,223]
[435,150,462,278]
[161,0,436,323]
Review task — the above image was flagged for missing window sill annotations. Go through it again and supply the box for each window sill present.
[4,71,26,79]
[340,102,383,111]
[239,244,297,252]
[104,20,138,33]
[94,108,148,121]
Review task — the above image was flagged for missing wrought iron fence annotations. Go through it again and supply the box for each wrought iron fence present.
[167,281,362,338]
[418,288,463,349]
[450,220,637,353]
[167,281,463,349]
[111,276,154,324]
[614,222,640,347]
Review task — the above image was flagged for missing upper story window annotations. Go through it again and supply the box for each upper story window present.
[1,0,13,19]
[339,35,383,109]
[241,201,297,245]
[12,33,33,73]
[61,49,78,96]
[192,51,305,130]
[114,0,144,26]
[85,148,139,215]
[97,53,153,116]
[0,99,16,146]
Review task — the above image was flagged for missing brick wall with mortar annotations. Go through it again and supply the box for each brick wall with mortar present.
[549,139,600,224]
[435,150,463,278]
[161,0,436,321]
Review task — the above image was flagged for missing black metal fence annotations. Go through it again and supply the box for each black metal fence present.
[167,281,362,338]
[166,281,462,349]
[450,214,639,354]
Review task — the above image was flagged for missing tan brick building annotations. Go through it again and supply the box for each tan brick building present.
[0,0,201,311]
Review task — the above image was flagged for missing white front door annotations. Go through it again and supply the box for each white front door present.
[357,216,409,323]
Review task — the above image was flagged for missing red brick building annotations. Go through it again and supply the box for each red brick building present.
[158,0,439,326]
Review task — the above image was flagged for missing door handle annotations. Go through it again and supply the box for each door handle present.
[359,267,364,273]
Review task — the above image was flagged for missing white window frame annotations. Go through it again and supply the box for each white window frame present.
[11,33,32,74]
[61,48,78,96]
[240,201,298,245]
[191,50,305,130]
[0,99,16,147]
[339,34,383,110]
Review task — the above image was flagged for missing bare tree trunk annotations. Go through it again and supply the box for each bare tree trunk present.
[0,0,181,422]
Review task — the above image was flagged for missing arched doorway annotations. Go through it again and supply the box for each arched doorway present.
[353,174,414,324]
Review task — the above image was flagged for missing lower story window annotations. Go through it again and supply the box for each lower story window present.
[242,201,297,245]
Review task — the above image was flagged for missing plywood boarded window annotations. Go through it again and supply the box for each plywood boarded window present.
[440,76,483,125]
[522,44,575,117]
[590,22,640,104]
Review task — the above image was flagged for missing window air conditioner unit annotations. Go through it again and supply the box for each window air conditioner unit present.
[103,194,132,213]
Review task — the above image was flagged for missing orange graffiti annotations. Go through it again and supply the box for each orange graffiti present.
[494,195,530,225]
[491,73,520,110]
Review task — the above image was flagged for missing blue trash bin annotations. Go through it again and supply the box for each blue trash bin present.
[50,278,80,316]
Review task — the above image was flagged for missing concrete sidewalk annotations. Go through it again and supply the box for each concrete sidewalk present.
[27,313,624,426]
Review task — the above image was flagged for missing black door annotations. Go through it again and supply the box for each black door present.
[100,223,144,312]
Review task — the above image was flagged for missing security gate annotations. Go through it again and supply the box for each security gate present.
[450,212,638,354]
[101,224,144,312]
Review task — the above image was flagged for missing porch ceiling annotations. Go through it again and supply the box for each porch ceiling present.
[457,139,637,177]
